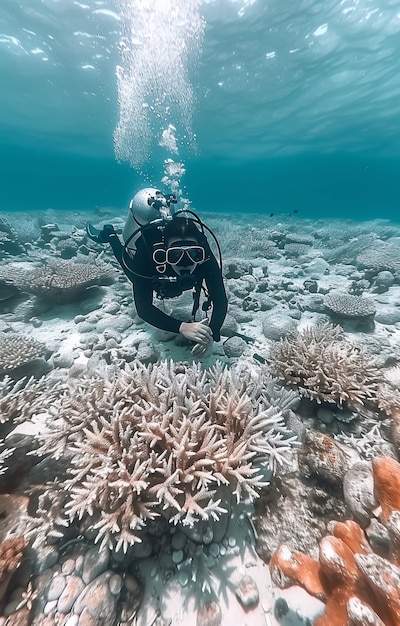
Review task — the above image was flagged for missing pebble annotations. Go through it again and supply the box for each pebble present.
[82,546,110,585]
[171,531,187,550]
[46,574,66,601]
[77,321,95,334]
[343,462,377,527]
[108,573,123,596]
[235,575,259,609]
[44,600,58,616]
[197,600,222,626]
[61,559,76,576]
[172,549,184,564]
[74,572,117,620]
[209,543,220,558]
[57,576,85,613]
[178,570,190,587]
[103,302,121,314]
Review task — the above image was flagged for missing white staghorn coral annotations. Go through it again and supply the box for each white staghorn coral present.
[24,360,296,553]
[268,322,382,411]
[0,333,47,376]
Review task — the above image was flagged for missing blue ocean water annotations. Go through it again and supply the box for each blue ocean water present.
[1,0,400,220]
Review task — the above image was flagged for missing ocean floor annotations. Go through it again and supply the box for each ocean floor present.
[0,207,400,625]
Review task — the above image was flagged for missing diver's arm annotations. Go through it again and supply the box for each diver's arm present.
[203,256,228,341]
[133,278,184,334]
[106,232,138,284]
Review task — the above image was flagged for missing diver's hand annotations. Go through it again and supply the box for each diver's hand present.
[179,320,212,345]
[191,336,213,357]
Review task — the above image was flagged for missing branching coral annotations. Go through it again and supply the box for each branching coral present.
[25,360,297,552]
[268,322,382,411]
[0,375,56,423]
[0,334,47,376]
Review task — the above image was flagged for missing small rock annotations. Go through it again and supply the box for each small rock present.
[343,462,377,528]
[274,597,289,619]
[81,546,110,585]
[57,575,85,613]
[74,572,117,620]
[223,336,246,358]
[234,575,259,609]
[46,574,66,601]
[197,600,222,626]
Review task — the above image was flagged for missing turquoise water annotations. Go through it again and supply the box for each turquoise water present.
[1,0,400,220]
[2,149,398,221]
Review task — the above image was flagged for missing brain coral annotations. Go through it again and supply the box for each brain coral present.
[27,360,296,553]
[268,322,381,410]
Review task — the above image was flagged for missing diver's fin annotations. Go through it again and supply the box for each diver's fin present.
[86,223,104,244]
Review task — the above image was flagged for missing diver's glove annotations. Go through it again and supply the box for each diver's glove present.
[86,223,115,244]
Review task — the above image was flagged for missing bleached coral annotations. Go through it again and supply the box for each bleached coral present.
[0,375,55,423]
[268,322,382,410]
[324,292,376,318]
[0,258,115,303]
[0,334,46,376]
[25,360,296,553]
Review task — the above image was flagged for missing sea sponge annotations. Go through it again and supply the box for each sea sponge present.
[0,333,46,376]
[268,322,381,410]
[28,360,296,553]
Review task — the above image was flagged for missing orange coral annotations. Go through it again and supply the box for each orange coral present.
[372,456,400,524]
[270,517,400,626]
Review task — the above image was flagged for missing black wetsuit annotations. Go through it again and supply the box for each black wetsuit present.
[107,224,228,341]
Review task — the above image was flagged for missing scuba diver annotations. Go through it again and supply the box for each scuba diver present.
[86,188,228,356]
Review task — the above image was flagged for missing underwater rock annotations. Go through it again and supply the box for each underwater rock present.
[82,546,110,585]
[223,259,253,279]
[234,574,259,609]
[372,270,394,293]
[219,313,239,337]
[196,600,222,626]
[298,430,352,488]
[261,308,297,341]
[222,336,246,358]
[254,473,340,562]
[343,462,377,528]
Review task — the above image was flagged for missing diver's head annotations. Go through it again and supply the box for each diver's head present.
[155,217,207,276]
[129,188,177,226]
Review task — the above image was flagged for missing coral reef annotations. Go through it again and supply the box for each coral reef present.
[18,361,298,553]
[0,258,115,303]
[323,292,376,317]
[356,241,400,275]
[268,322,382,411]
[0,218,25,257]
[270,455,400,626]
[0,334,47,377]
